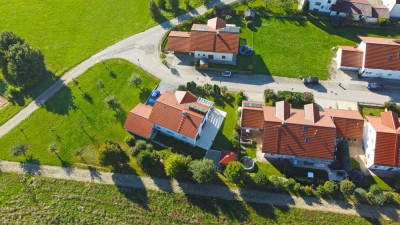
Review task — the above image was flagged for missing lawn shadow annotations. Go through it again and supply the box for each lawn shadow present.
[109,71,117,79]
[43,84,76,115]
[354,202,399,223]
[20,155,42,175]
[114,107,127,126]
[83,92,93,104]
[88,166,102,181]
[211,125,233,150]
[111,165,149,210]
[139,88,151,103]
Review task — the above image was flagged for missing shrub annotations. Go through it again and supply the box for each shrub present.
[252,173,269,188]
[137,149,160,171]
[283,178,296,191]
[130,140,147,156]
[189,159,217,184]
[10,143,28,157]
[127,74,142,87]
[269,175,282,189]
[301,92,314,104]
[301,185,314,196]
[323,180,337,194]
[159,53,166,59]
[383,101,397,112]
[177,84,187,91]
[4,85,21,101]
[220,86,228,96]
[354,187,367,203]
[146,143,154,151]
[203,83,213,94]
[383,192,394,203]
[48,143,58,154]
[264,89,276,102]
[368,184,382,196]
[98,141,129,168]
[340,179,355,196]
[316,185,325,197]
[125,135,136,147]
[162,59,168,66]
[213,84,220,96]
[104,95,120,109]
[186,81,196,90]
[224,161,246,184]
[231,138,240,149]
[293,182,301,193]
[236,91,244,105]
[164,154,192,178]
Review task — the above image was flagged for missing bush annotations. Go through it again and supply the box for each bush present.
[125,135,136,147]
[236,91,244,106]
[301,92,314,104]
[162,59,168,66]
[164,154,192,178]
[231,138,239,149]
[104,95,120,109]
[354,188,367,203]
[137,149,160,171]
[264,89,276,102]
[159,53,166,59]
[130,140,147,156]
[10,143,28,157]
[301,185,314,196]
[98,141,129,168]
[293,182,301,193]
[323,180,337,194]
[4,85,21,101]
[383,101,397,112]
[189,159,217,184]
[368,184,382,196]
[252,173,269,188]
[340,179,355,196]
[269,175,282,189]
[224,161,246,184]
[383,192,394,203]
[177,84,187,91]
[213,84,220,96]
[186,81,197,90]
[127,74,142,87]
[316,185,325,197]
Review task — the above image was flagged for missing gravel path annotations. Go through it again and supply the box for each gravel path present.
[0,160,398,221]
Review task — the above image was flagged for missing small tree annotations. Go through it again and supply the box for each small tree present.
[323,180,337,194]
[269,175,282,189]
[213,84,220,96]
[340,179,355,196]
[128,74,142,87]
[354,187,367,202]
[164,154,192,178]
[383,101,397,112]
[48,143,58,154]
[186,81,197,90]
[220,86,228,96]
[224,161,245,184]
[252,173,269,188]
[264,89,276,102]
[177,84,186,91]
[149,0,160,19]
[203,83,213,94]
[97,80,104,89]
[125,135,136,147]
[130,140,147,156]
[104,95,120,109]
[301,92,314,104]
[158,0,167,10]
[137,149,160,171]
[10,143,28,158]
[98,141,129,168]
[316,185,326,197]
[236,91,244,106]
[189,159,217,184]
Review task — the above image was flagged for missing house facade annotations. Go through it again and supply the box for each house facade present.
[330,0,389,23]
[309,0,337,13]
[381,0,400,17]
[363,111,400,171]
[124,91,224,150]
[240,101,364,163]
[336,36,400,80]
[167,17,240,65]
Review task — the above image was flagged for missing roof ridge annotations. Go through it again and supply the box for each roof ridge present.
[177,116,186,133]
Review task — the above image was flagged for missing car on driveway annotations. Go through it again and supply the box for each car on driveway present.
[367,83,384,91]
[221,71,232,77]
[303,77,319,85]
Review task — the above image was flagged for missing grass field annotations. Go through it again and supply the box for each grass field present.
[0,59,159,166]
[359,105,385,118]
[0,172,394,224]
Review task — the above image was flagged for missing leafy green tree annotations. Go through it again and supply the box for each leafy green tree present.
[98,141,129,168]
[301,92,314,104]
[264,89,276,102]
[104,95,120,109]
[340,179,355,196]
[189,159,217,184]
[137,149,160,171]
[48,143,58,154]
[128,74,142,87]
[236,91,244,105]
[0,31,25,66]
[323,180,337,194]
[164,154,192,178]
[5,43,45,87]
[354,187,367,202]
[252,173,269,187]
[125,135,136,147]
[130,140,148,156]
[10,143,28,158]
[224,161,245,184]
[149,0,160,19]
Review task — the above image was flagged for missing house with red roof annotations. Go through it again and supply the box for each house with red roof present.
[330,0,389,23]
[363,111,400,171]
[124,91,226,150]
[167,17,240,65]
[336,36,400,79]
[240,100,364,163]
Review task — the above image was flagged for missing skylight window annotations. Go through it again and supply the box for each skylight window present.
[305,137,310,144]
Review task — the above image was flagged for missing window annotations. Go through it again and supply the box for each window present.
[305,137,310,144]
[222,55,226,59]
[321,6,324,9]
[388,74,392,76]
[328,0,331,3]
[315,2,321,5]
[388,55,393,61]
[203,54,205,56]
[198,53,200,56]
[208,55,214,59]
[303,125,308,132]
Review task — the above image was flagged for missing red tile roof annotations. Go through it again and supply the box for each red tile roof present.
[167,32,191,52]
[360,36,400,71]
[324,108,364,139]
[220,151,236,165]
[207,17,226,29]
[338,46,364,68]
[124,104,154,138]
[241,101,265,129]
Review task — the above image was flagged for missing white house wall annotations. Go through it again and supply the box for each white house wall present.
[154,124,196,146]
[194,51,234,62]
[336,48,342,68]
[390,4,400,17]
[362,68,400,80]
[363,123,376,168]
[381,0,396,11]
[309,0,337,13]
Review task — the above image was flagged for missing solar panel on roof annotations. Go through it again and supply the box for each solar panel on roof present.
[187,103,208,115]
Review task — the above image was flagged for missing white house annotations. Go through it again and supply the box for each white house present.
[336,36,400,80]
[363,111,400,172]
[381,0,400,17]
[330,0,389,23]
[309,0,337,13]
[168,17,240,65]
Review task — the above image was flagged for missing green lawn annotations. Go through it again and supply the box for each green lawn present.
[359,105,385,118]
[0,59,159,166]
[0,172,394,224]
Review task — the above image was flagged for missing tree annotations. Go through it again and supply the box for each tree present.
[213,84,220,96]
[5,43,45,87]
[340,179,355,196]
[164,154,192,178]
[316,185,326,196]
[189,159,217,184]
[354,187,367,202]
[186,81,196,90]
[203,83,213,94]
[128,74,142,87]
[125,135,136,147]
[264,89,276,102]
[220,86,228,96]
[149,0,160,19]
[301,92,314,104]
[137,149,160,171]
[158,0,167,10]
[10,143,28,158]
[48,143,58,154]
[383,101,397,112]
[252,173,269,187]
[97,80,104,89]
[98,141,129,168]
[166,0,179,11]
[236,91,244,105]
[130,140,148,156]
[104,95,120,109]
[224,161,245,184]
[323,180,337,194]
[0,31,25,67]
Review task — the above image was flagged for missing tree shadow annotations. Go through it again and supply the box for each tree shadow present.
[19,155,42,175]
[43,84,76,115]
[109,71,117,79]
[88,166,102,181]
[139,88,151,103]
[83,92,93,104]
[114,107,127,126]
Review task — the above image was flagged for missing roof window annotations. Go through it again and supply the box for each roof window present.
[305,137,310,144]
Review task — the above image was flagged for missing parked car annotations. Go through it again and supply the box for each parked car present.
[367,83,384,91]
[221,71,232,77]
[303,77,319,85]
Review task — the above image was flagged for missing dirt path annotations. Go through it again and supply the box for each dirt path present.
[0,160,398,221]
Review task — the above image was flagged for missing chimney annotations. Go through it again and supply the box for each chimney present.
[275,101,291,121]
[182,110,188,117]
[304,103,320,123]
